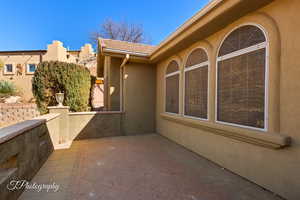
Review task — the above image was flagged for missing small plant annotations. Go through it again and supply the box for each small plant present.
[0,81,17,97]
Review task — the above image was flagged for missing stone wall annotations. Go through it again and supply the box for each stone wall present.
[0,103,40,128]
[0,115,57,200]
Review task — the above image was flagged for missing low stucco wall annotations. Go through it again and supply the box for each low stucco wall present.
[68,112,122,140]
[0,114,58,200]
[156,1,300,200]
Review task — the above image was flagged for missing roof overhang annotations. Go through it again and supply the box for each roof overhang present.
[98,41,151,64]
[149,0,274,62]
[97,0,274,64]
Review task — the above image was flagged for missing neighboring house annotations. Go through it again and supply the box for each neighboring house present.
[97,1,300,200]
[0,41,96,100]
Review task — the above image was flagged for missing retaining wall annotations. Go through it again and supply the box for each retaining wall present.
[0,103,40,128]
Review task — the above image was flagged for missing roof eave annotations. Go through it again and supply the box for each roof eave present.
[149,0,274,62]
[103,48,150,57]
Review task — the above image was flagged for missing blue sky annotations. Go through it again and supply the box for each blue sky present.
[0,0,209,51]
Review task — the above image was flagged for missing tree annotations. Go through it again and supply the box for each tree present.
[90,19,150,46]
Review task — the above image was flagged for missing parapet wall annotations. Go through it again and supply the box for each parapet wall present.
[69,111,122,140]
[0,108,127,199]
[0,114,58,200]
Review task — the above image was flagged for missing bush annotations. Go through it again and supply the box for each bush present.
[0,81,17,97]
[32,61,91,114]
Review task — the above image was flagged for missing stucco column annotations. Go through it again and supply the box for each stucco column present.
[48,106,70,144]
[103,56,111,111]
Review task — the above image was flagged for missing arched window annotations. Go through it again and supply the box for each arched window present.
[184,48,209,119]
[165,60,180,114]
[217,25,267,129]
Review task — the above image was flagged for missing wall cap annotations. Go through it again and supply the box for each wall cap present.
[34,113,61,122]
[0,119,46,144]
[161,113,291,149]
[68,111,124,116]
[47,106,70,109]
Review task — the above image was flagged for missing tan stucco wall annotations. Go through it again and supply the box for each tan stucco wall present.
[156,1,300,200]
[0,54,41,100]
[79,44,94,59]
[68,112,122,140]
[109,57,121,111]
[122,62,156,135]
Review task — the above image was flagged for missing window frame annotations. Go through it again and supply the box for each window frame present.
[215,23,269,132]
[3,64,15,75]
[183,47,210,121]
[26,63,37,74]
[164,60,180,115]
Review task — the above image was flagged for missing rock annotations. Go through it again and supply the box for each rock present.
[4,96,21,104]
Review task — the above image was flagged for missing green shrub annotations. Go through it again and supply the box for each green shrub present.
[0,81,17,97]
[32,61,91,114]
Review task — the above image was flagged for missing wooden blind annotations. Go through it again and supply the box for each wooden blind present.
[217,25,266,129]
[185,67,208,118]
[166,60,179,74]
[166,61,179,113]
[217,48,266,128]
[184,48,208,118]
[186,48,208,68]
[219,25,266,57]
[166,75,179,113]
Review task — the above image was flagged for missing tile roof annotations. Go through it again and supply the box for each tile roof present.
[101,39,156,55]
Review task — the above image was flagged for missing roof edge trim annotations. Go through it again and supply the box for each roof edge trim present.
[150,0,223,57]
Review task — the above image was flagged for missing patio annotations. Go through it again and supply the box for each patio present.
[19,134,282,200]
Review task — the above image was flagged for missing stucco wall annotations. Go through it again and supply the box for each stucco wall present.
[0,54,41,100]
[68,112,122,140]
[109,57,121,111]
[156,1,300,200]
[122,62,156,135]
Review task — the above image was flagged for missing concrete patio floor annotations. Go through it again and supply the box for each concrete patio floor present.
[19,134,282,200]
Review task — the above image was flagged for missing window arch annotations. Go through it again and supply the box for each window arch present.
[184,48,209,119]
[216,24,267,130]
[165,60,180,114]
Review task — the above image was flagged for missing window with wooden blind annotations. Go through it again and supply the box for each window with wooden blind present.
[217,25,267,130]
[165,60,180,114]
[184,48,209,119]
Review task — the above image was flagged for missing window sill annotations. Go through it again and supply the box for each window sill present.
[68,111,124,116]
[160,113,291,149]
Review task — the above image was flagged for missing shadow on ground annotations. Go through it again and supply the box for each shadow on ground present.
[19,134,283,200]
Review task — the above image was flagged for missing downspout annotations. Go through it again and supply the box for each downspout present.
[120,54,130,136]
[120,54,130,112]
